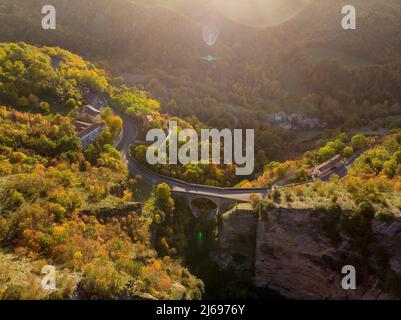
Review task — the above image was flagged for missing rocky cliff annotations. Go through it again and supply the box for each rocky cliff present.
[215,203,257,271]
[215,204,401,300]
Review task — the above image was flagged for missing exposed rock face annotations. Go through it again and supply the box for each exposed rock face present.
[215,203,256,270]
[80,202,141,220]
[216,205,401,300]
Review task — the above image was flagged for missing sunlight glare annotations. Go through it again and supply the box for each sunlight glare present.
[214,0,311,27]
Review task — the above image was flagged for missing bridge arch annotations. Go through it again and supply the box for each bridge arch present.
[188,195,220,218]
[172,191,241,218]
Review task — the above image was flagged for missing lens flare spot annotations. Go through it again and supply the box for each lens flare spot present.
[202,24,220,46]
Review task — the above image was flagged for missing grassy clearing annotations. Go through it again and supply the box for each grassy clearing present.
[0,250,81,299]
[272,179,401,218]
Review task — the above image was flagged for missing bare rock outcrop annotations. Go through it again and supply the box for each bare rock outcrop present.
[215,203,257,270]
[216,205,401,299]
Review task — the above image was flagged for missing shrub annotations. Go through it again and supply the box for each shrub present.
[376,209,394,223]
[271,189,281,203]
[327,202,343,220]
[356,202,376,221]
[253,200,275,220]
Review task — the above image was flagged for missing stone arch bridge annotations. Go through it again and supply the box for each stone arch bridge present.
[173,190,264,218]
[117,112,269,217]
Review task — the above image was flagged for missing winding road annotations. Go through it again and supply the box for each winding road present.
[113,110,369,202]
[113,111,138,163]
[115,112,269,202]
[317,147,375,182]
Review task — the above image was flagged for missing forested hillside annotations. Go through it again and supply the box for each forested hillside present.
[1,0,401,301]
[254,131,401,213]
[0,42,109,114]
[0,43,204,300]
[1,0,400,162]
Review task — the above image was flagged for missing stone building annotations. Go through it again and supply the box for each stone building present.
[312,154,342,178]
[76,122,104,149]
[76,105,101,123]
[73,104,103,149]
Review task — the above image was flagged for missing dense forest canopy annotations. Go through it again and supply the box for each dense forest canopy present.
[0,42,109,114]
[1,0,400,163]
[0,106,204,300]
[0,43,204,300]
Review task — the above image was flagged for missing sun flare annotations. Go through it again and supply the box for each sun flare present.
[214,0,312,27]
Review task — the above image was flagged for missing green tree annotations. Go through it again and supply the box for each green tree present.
[39,101,50,113]
[155,183,171,202]
[383,160,397,178]
[343,146,354,158]
[106,115,123,135]
[66,98,76,109]
[356,202,375,220]
[155,183,175,215]
[35,134,57,155]
[351,134,368,151]
[101,107,113,120]
[57,135,81,153]
[393,151,401,164]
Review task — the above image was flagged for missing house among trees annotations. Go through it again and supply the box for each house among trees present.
[267,112,287,123]
[73,105,104,149]
[267,111,326,130]
[279,122,292,130]
[76,105,101,123]
[299,118,322,129]
[311,154,342,178]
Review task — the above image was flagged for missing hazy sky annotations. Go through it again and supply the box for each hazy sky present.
[214,0,312,27]
[141,0,312,27]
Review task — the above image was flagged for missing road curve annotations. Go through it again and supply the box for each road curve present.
[113,111,138,163]
[116,112,269,202]
[114,111,370,200]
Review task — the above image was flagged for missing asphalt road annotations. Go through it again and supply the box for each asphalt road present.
[319,148,373,182]
[113,111,138,163]
[116,112,268,202]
